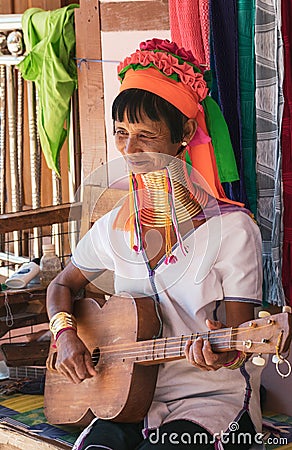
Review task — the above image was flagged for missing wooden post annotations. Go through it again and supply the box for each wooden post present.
[75,0,107,179]
[27,81,42,257]
[75,0,108,236]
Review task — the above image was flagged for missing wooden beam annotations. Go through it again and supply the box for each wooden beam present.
[100,0,169,31]
[75,1,107,179]
[0,286,46,305]
[0,202,81,233]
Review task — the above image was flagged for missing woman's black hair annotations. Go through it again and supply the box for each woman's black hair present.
[112,89,188,143]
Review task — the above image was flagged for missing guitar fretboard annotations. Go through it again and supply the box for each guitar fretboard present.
[9,366,46,380]
[94,328,234,366]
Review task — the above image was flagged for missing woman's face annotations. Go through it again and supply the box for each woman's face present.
[114,112,182,173]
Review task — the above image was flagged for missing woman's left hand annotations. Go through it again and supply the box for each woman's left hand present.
[184,319,237,371]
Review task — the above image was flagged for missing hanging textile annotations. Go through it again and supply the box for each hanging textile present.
[18,4,79,175]
[237,0,257,217]
[281,0,292,306]
[209,0,246,204]
[169,0,210,68]
[255,0,285,305]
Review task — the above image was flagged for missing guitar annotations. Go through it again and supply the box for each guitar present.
[44,293,292,427]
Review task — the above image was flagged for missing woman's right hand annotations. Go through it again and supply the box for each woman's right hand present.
[54,329,97,384]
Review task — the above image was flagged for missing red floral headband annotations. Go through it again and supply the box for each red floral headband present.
[118,38,209,103]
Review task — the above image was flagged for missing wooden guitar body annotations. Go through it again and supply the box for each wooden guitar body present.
[44,294,161,426]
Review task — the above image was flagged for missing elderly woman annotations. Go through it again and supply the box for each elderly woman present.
[46,39,264,449]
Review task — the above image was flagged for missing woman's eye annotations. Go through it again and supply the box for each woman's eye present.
[139,134,153,139]
[115,130,128,136]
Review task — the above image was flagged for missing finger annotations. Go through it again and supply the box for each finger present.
[57,362,82,384]
[201,340,221,369]
[184,339,193,363]
[72,353,94,381]
[56,351,88,384]
[191,338,206,366]
[186,338,213,370]
[206,319,223,330]
[84,352,97,377]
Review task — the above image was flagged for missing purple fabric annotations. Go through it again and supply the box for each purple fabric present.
[196,196,252,221]
[209,0,247,205]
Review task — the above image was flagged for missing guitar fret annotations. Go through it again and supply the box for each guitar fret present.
[163,337,167,359]
[180,335,184,357]
[152,338,156,360]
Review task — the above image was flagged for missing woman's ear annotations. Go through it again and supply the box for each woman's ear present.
[183,119,197,144]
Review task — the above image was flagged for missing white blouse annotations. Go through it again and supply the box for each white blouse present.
[72,209,264,436]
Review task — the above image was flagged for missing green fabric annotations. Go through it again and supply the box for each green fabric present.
[237,0,257,215]
[202,96,239,182]
[18,4,79,175]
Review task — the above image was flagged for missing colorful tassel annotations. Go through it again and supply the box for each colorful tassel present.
[163,168,173,263]
[129,173,144,253]
[165,167,187,258]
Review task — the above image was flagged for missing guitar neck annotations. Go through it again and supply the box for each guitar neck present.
[133,328,233,366]
[9,366,46,380]
[101,311,292,367]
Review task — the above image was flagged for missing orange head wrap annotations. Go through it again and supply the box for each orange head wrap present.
[116,39,241,204]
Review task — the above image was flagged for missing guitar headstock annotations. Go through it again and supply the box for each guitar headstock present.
[234,311,292,356]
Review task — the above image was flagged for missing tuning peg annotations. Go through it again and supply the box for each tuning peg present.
[252,354,266,366]
[258,310,271,318]
[282,305,292,313]
[272,355,283,364]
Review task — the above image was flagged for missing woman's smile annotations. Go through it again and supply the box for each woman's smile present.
[114,113,182,173]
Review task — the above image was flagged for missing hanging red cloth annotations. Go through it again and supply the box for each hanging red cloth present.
[169,0,210,69]
[281,0,292,306]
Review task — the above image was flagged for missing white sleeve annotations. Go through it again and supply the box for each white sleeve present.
[215,212,263,305]
[71,212,116,272]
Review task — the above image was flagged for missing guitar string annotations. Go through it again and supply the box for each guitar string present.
[94,323,274,354]
[92,322,274,357]
[115,340,269,362]
[91,339,271,363]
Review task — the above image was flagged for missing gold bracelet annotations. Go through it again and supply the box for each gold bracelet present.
[224,351,247,370]
[49,311,77,339]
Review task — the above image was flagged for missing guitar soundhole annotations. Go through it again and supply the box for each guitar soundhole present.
[92,347,100,366]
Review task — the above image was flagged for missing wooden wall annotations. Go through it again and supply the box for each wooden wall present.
[75,0,169,180]
[0,0,79,211]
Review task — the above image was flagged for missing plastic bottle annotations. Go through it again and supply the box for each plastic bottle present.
[0,360,9,380]
[40,244,62,287]
[5,260,40,289]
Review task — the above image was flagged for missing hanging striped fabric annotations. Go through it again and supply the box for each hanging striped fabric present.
[255,0,285,305]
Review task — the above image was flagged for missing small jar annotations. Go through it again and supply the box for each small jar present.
[40,244,62,287]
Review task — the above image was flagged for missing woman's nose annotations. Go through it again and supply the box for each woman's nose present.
[124,135,139,154]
